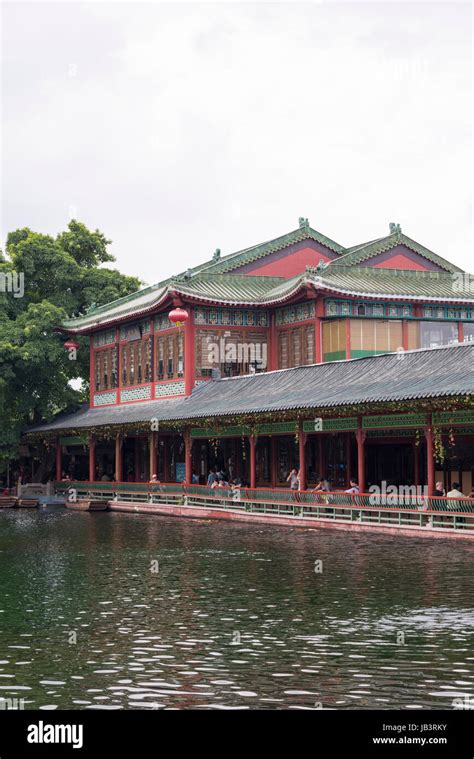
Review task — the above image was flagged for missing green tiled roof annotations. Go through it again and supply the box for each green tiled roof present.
[61,224,470,332]
[27,343,474,434]
[173,274,284,302]
[330,232,462,273]
[315,266,473,301]
[197,225,344,274]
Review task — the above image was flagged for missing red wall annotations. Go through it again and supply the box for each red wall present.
[368,244,442,271]
[236,241,338,277]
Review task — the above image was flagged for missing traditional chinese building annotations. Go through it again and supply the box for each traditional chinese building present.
[28,219,474,499]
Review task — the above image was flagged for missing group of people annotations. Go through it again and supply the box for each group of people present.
[206,467,242,491]
[286,468,359,494]
[435,481,474,499]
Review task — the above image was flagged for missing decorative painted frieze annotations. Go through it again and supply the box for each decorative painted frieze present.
[120,320,151,341]
[154,314,175,332]
[194,307,268,327]
[303,417,358,433]
[326,299,413,319]
[275,302,315,326]
[363,413,427,429]
[93,329,116,347]
[423,305,471,320]
[433,411,474,426]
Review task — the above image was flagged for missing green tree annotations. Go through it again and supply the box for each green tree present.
[0,221,141,470]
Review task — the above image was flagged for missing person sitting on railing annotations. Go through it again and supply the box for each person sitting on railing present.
[344,479,359,494]
[312,478,330,493]
[447,482,465,499]
[446,482,466,523]
[435,482,445,496]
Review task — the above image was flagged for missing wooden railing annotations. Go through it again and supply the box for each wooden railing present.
[54,481,474,532]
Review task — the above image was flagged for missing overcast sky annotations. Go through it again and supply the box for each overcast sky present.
[2,1,472,285]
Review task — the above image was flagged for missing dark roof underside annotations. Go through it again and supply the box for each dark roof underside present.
[27,344,474,434]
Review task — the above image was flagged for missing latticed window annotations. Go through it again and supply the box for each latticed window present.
[121,338,152,386]
[156,333,185,381]
[94,347,118,391]
[167,335,174,378]
[195,329,268,377]
[278,325,315,369]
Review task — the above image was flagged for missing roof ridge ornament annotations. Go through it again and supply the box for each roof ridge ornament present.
[299,216,309,231]
[389,222,402,236]
[212,248,221,262]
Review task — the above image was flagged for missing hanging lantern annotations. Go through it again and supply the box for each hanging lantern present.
[168,307,189,328]
[64,338,80,351]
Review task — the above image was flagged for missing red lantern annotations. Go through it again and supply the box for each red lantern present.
[168,307,189,328]
[64,338,80,351]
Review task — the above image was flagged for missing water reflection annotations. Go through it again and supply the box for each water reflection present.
[0,510,472,709]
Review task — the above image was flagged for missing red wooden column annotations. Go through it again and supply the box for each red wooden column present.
[268,312,278,371]
[425,418,435,496]
[184,306,195,396]
[345,318,351,360]
[249,434,257,490]
[315,299,324,364]
[458,322,464,343]
[55,437,62,481]
[355,421,366,492]
[115,433,122,483]
[149,431,157,480]
[184,430,193,485]
[88,437,96,482]
[413,441,420,487]
[298,422,307,491]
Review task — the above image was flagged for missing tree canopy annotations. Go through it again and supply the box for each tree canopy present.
[0,221,141,469]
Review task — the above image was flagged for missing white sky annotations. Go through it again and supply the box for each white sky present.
[2,1,473,285]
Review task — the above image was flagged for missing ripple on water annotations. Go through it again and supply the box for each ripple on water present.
[0,511,473,709]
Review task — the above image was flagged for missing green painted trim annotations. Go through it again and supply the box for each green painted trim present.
[433,411,474,426]
[303,417,358,433]
[256,422,297,435]
[191,426,251,438]
[59,436,87,446]
[366,429,416,438]
[363,413,428,430]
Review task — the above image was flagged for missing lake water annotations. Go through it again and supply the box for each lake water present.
[0,508,473,710]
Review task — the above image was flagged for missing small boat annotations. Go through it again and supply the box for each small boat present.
[0,496,17,509]
[66,499,108,512]
[16,498,39,508]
